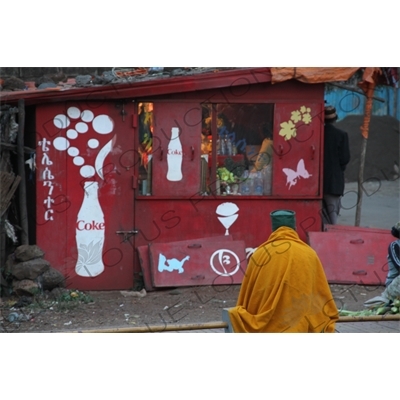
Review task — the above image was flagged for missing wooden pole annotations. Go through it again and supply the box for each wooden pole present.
[355,82,375,226]
[72,321,229,333]
[355,137,368,226]
[337,314,400,322]
[17,99,29,245]
[64,315,400,333]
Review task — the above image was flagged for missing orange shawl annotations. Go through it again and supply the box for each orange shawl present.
[228,227,338,333]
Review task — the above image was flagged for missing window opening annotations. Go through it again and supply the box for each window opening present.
[138,102,153,195]
[202,103,274,196]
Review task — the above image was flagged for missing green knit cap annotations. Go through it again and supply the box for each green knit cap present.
[270,210,296,231]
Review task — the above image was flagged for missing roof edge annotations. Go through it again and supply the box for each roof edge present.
[0,68,272,106]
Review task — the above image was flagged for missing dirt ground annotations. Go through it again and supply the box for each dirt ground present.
[0,282,386,333]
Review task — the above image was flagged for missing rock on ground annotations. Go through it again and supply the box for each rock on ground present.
[39,267,66,290]
[11,258,50,280]
[13,279,40,296]
[15,245,45,262]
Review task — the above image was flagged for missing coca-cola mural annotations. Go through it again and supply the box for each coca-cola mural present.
[57,108,113,277]
[37,99,134,288]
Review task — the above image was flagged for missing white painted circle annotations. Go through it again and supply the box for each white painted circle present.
[81,110,94,122]
[66,129,78,139]
[210,249,240,277]
[68,147,79,157]
[53,114,70,129]
[80,165,95,178]
[73,156,84,166]
[93,115,114,134]
[88,138,99,149]
[76,122,88,133]
[67,107,81,119]
[53,137,70,151]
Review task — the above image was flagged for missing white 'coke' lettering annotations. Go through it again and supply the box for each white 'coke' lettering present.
[167,149,183,155]
[76,220,105,230]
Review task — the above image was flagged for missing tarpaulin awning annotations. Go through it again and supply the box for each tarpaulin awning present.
[271,67,398,91]
[271,67,361,85]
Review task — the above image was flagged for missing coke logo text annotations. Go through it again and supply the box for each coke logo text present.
[167,149,183,155]
[76,220,105,231]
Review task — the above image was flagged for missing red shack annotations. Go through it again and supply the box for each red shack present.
[1,67,327,291]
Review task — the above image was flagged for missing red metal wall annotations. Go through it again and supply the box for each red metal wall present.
[134,198,323,248]
[34,79,325,290]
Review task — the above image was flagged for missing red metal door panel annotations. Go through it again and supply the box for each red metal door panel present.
[308,230,392,285]
[324,224,389,234]
[137,235,234,291]
[36,101,136,290]
[151,102,201,197]
[273,103,322,197]
[137,245,153,292]
[149,240,247,287]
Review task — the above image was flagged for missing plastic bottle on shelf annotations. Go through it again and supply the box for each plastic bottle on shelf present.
[226,136,233,156]
[253,171,263,195]
[239,170,252,195]
[220,135,226,155]
[232,143,237,156]
[262,165,272,195]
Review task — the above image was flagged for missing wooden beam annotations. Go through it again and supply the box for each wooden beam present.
[17,99,29,245]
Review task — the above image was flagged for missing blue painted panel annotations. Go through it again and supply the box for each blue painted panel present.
[324,86,399,121]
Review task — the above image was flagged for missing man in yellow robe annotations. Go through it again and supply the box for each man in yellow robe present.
[228,210,338,333]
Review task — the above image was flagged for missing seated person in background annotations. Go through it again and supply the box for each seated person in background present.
[251,136,273,173]
[383,222,400,299]
[228,210,338,333]
[364,222,400,306]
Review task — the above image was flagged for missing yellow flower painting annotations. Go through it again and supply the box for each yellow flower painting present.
[279,120,297,141]
[290,110,302,123]
[280,106,313,140]
[300,106,312,124]
[300,106,311,114]
[302,113,312,124]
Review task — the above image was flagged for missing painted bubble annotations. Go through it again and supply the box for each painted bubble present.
[88,139,99,149]
[68,147,79,157]
[76,122,88,133]
[73,156,84,166]
[67,129,78,139]
[216,202,239,217]
[53,137,70,151]
[67,107,81,119]
[53,114,70,129]
[93,115,114,134]
[81,110,94,122]
[80,165,95,178]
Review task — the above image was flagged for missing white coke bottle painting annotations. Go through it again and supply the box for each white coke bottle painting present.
[167,127,183,181]
[52,107,115,278]
[75,181,105,277]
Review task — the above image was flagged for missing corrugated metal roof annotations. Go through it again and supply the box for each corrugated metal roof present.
[0,67,272,105]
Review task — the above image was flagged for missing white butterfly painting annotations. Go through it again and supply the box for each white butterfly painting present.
[282,159,312,189]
